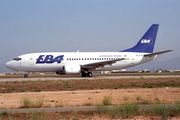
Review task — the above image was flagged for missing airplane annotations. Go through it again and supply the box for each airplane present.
[5,24,173,78]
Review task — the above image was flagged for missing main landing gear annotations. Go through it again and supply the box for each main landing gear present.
[81,71,93,77]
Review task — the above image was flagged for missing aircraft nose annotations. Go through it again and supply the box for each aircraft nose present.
[5,61,12,69]
[5,61,18,70]
[5,60,21,71]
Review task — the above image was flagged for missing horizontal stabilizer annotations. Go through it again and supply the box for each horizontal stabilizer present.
[144,50,173,57]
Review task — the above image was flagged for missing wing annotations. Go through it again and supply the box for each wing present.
[144,50,173,57]
[81,58,125,70]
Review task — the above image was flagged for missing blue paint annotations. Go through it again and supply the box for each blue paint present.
[121,24,159,53]
[36,55,64,64]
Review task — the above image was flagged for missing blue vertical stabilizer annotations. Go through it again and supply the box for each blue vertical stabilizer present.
[121,24,159,53]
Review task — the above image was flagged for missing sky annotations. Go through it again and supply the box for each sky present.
[1,0,180,66]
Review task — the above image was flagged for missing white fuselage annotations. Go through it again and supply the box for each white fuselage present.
[5,52,157,73]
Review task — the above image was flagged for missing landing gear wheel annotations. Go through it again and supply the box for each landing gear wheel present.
[24,74,28,78]
[87,72,93,77]
[81,71,87,77]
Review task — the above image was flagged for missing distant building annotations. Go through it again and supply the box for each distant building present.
[0,73,5,76]
[142,69,150,73]
[156,70,162,73]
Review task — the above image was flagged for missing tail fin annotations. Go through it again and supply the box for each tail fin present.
[121,24,159,53]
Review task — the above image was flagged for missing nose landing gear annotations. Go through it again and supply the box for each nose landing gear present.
[24,74,28,78]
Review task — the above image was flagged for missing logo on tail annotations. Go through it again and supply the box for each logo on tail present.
[141,38,153,45]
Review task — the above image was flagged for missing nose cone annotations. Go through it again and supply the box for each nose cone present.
[5,61,11,69]
[5,62,10,68]
[5,61,18,71]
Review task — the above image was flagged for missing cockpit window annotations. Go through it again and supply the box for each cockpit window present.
[13,57,22,61]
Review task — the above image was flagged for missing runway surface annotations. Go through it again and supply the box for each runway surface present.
[0,105,177,114]
[0,75,180,82]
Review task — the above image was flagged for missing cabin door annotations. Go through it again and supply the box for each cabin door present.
[29,55,34,65]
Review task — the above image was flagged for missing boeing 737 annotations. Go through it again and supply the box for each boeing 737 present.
[5,24,172,78]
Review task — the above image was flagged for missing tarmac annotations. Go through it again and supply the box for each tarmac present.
[0,75,180,82]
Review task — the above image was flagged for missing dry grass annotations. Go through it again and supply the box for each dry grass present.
[0,77,180,93]
[1,97,180,120]
[21,96,45,108]
[1,75,180,119]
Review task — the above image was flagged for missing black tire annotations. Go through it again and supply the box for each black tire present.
[81,72,87,77]
[87,72,93,77]
[24,74,28,78]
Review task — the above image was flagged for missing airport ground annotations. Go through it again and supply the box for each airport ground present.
[0,73,180,119]
[2,72,180,78]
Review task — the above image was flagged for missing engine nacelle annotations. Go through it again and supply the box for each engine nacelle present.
[56,65,81,75]
[64,64,81,74]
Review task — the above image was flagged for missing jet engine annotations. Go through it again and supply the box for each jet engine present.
[56,65,81,75]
